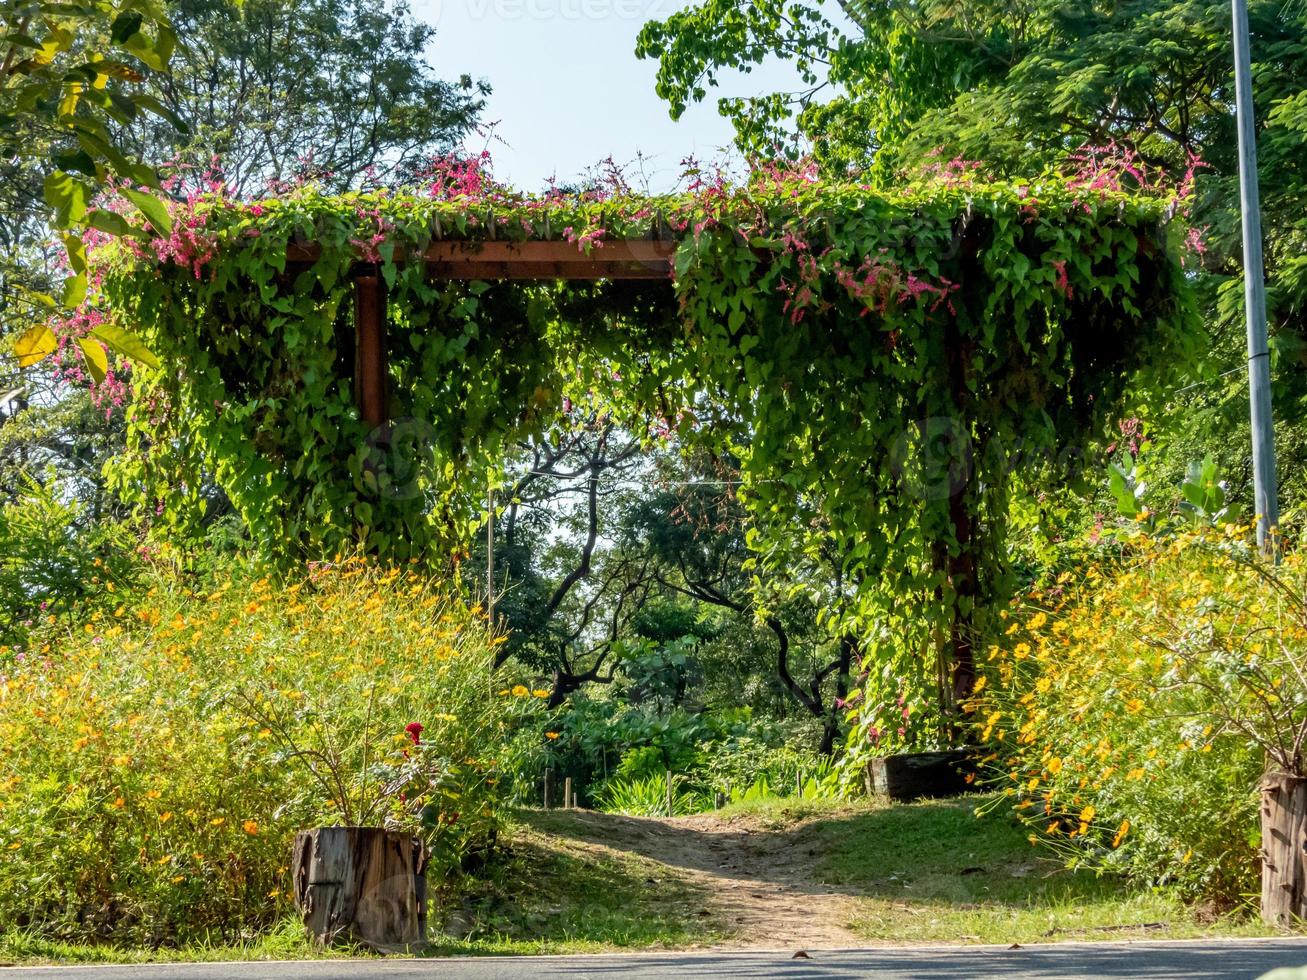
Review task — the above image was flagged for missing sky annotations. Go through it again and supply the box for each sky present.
[414,0,816,192]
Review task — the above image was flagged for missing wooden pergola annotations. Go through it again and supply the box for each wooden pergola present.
[289,239,679,428]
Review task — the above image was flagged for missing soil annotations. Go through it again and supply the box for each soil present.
[540,808,863,950]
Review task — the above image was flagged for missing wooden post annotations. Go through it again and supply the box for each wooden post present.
[666,769,674,818]
[714,791,726,810]
[543,768,552,810]
[1261,773,1307,925]
[353,268,387,428]
[563,776,572,810]
[796,771,803,798]
[292,827,427,950]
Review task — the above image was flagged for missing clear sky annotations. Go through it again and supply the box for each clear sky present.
[414,0,813,192]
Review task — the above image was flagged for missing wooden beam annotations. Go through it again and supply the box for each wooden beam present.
[354,269,387,428]
[289,239,676,281]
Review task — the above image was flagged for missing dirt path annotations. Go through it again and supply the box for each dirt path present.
[536,809,864,950]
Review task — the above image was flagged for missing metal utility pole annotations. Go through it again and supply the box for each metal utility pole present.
[1232,0,1280,553]
[487,487,496,624]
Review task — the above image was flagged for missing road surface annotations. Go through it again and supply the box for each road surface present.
[5,940,1307,979]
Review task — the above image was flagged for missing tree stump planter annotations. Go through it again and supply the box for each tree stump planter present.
[869,750,979,801]
[292,827,428,951]
[1261,773,1307,926]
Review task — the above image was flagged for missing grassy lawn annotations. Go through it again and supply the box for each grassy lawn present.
[0,795,1276,964]
[425,810,727,954]
[723,795,1272,946]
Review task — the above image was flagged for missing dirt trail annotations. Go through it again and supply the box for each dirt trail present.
[543,809,864,950]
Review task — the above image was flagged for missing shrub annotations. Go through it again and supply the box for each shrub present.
[0,476,140,648]
[593,774,708,817]
[968,526,1304,906]
[0,557,541,945]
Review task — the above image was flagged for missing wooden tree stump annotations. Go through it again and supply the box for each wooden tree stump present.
[1261,773,1307,926]
[292,827,428,950]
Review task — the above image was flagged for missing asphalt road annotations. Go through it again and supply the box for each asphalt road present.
[5,940,1307,980]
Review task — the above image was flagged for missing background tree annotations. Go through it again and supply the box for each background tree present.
[637,0,1307,507]
[129,0,489,195]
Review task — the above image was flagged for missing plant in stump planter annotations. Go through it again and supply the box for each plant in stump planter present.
[234,694,455,950]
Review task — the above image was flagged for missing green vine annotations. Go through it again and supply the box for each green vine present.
[91,168,1199,724]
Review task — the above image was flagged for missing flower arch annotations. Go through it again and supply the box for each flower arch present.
[90,168,1198,713]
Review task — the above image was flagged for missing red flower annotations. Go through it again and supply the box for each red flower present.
[405,722,423,745]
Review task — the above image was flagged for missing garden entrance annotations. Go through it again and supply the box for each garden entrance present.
[97,172,1196,725]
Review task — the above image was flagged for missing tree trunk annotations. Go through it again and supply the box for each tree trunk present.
[292,827,428,950]
[1261,772,1307,926]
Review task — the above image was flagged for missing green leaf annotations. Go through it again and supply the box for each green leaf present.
[43,170,88,227]
[62,271,87,308]
[77,337,109,384]
[109,11,144,43]
[91,322,159,369]
[53,148,99,178]
[87,209,148,240]
[14,324,57,368]
[120,186,172,234]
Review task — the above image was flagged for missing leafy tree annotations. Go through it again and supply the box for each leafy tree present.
[637,0,1307,507]
[621,457,857,755]
[3,0,179,377]
[130,0,489,195]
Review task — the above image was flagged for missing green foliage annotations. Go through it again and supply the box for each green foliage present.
[92,173,1198,727]
[2,0,182,368]
[128,0,488,194]
[0,473,138,646]
[638,0,1307,507]
[0,558,539,944]
[593,773,708,817]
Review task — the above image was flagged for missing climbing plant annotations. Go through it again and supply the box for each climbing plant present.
[89,161,1199,721]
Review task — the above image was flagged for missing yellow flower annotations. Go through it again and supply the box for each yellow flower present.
[1047,757,1063,776]
[511,684,529,697]
[533,689,550,698]
[1112,820,1130,848]
[210,817,225,827]
[243,820,259,835]
[160,811,173,823]
[545,732,560,740]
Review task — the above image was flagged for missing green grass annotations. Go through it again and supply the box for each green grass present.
[0,919,328,965]
[790,795,1272,945]
[0,794,1277,963]
[430,809,726,954]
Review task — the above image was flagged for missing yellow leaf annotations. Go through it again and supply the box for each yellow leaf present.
[15,324,57,368]
[77,336,108,384]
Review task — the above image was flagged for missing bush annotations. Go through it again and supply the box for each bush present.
[0,476,140,648]
[967,526,1303,906]
[0,557,541,945]
[592,773,708,816]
